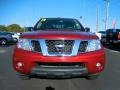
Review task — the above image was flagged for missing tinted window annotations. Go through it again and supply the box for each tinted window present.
[34,18,84,31]
[116,29,120,32]
[98,31,106,34]
[107,29,120,33]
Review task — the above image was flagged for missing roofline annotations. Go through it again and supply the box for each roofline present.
[39,17,77,20]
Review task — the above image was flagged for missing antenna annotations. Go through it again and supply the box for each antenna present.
[96,7,99,32]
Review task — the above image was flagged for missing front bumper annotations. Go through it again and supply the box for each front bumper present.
[108,39,120,44]
[31,65,88,78]
[13,48,105,77]
[113,40,120,43]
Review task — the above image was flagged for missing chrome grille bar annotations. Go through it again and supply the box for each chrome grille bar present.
[40,39,80,56]
[30,39,88,56]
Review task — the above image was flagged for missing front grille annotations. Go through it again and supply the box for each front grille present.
[29,39,89,56]
[45,40,75,54]
[78,41,88,52]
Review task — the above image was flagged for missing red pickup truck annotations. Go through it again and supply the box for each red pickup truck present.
[118,32,120,39]
[13,18,105,80]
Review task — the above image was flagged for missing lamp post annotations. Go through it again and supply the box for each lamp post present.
[104,0,109,31]
[96,7,99,32]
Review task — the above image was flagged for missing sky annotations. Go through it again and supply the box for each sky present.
[0,0,120,32]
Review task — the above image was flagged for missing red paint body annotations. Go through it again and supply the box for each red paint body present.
[13,31,105,76]
[118,33,120,39]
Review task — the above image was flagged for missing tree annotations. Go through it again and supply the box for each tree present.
[0,25,7,32]
[7,24,24,32]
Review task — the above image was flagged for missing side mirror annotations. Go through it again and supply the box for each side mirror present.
[85,27,90,32]
[25,27,34,31]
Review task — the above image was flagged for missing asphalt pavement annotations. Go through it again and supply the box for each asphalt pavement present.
[0,45,120,90]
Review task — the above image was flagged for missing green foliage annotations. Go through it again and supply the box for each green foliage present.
[7,24,24,32]
[0,24,26,32]
[0,25,7,32]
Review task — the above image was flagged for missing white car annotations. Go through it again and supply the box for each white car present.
[95,31,106,44]
[12,33,21,42]
[95,31,106,40]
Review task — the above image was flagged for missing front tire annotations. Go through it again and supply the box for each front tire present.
[0,39,7,45]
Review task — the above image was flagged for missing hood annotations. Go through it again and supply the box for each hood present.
[21,30,98,40]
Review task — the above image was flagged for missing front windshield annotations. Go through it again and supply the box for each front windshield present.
[34,18,84,31]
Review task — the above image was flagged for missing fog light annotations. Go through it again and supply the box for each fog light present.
[96,62,102,67]
[17,62,23,67]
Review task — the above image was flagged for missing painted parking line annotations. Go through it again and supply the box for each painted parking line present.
[105,48,120,53]
[109,49,120,53]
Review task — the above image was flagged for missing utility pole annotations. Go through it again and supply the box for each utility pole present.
[96,7,99,32]
[104,0,109,31]
[113,19,116,29]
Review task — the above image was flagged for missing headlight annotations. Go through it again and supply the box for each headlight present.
[17,39,33,51]
[86,40,101,52]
